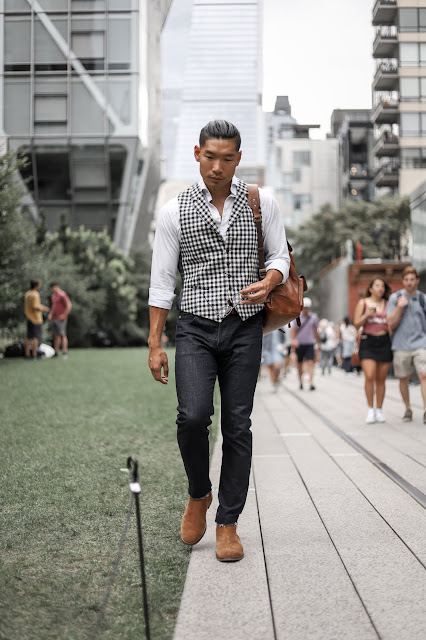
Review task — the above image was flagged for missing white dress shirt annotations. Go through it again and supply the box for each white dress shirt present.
[149,176,290,309]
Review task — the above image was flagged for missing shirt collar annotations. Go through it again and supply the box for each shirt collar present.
[198,176,238,202]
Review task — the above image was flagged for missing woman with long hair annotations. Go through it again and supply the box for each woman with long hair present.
[354,276,393,424]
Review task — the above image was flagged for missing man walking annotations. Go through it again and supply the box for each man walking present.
[291,297,319,390]
[48,283,72,359]
[24,279,49,358]
[148,120,289,562]
[387,266,426,423]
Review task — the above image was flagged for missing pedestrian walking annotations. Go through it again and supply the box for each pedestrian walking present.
[24,279,49,359]
[48,283,72,359]
[354,276,392,424]
[340,317,357,373]
[148,120,290,562]
[386,266,426,423]
[262,330,283,392]
[318,318,338,375]
[291,297,319,390]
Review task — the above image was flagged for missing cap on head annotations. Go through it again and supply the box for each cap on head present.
[303,297,312,308]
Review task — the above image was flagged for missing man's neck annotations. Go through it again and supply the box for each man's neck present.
[404,288,418,297]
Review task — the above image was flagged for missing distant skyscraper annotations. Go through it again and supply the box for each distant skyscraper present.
[1,0,172,253]
[163,0,263,183]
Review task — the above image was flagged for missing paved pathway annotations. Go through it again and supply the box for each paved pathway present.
[173,368,426,640]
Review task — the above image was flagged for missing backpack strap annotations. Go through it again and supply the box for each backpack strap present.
[247,183,267,280]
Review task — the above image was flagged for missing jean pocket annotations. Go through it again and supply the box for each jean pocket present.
[178,311,196,324]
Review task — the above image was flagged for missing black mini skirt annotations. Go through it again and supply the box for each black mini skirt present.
[359,333,393,363]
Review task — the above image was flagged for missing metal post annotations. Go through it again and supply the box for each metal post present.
[127,456,151,640]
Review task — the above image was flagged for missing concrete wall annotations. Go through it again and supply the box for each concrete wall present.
[319,258,349,323]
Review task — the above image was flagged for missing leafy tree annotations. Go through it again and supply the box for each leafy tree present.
[44,225,144,346]
[290,196,411,286]
[0,153,37,331]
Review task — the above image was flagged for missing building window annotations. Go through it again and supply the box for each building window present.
[71,32,105,70]
[400,43,426,67]
[35,95,67,123]
[4,79,31,134]
[400,77,426,102]
[4,17,31,72]
[107,16,131,70]
[294,194,311,210]
[400,148,426,168]
[71,1,105,10]
[293,151,311,166]
[35,148,71,201]
[293,168,301,183]
[400,113,426,137]
[399,8,418,32]
[399,8,426,32]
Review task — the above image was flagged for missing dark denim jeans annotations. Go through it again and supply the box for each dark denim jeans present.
[175,310,263,525]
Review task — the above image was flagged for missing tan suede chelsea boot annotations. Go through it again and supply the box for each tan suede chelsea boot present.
[216,524,244,562]
[180,492,212,545]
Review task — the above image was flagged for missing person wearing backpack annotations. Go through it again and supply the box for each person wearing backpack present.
[387,266,426,423]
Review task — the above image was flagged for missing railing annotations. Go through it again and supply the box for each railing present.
[375,61,398,75]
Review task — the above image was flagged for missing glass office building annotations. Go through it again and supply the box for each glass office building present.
[164,0,263,183]
[0,0,171,252]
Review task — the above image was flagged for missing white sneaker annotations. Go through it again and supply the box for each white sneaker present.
[366,408,376,424]
[375,409,386,423]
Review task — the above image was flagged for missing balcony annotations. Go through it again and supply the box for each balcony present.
[371,98,399,125]
[372,0,397,26]
[349,166,371,181]
[373,132,399,157]
[374,161,399,188]
[373,26,398,58]
[372,62,398,91]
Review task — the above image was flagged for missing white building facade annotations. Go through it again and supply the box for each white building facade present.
[163,0,264,184]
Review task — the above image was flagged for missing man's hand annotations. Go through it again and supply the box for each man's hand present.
[41,305,49,313]
[239,279,271,305]
[240,268,283,306]
[397,296,409,309]
[148,346,169,384]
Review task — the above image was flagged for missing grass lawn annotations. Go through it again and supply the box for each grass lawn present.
[0,349,218,640]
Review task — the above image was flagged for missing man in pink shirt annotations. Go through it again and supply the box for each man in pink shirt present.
[48,283,72,359]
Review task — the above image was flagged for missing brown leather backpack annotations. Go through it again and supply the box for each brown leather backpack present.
[247,184,307,335]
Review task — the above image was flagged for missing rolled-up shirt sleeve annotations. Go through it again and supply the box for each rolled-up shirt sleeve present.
[260,189,290,283]
[148,199,180,309]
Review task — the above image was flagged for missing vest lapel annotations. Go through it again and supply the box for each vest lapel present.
[191,183,222,237]
[227,179,249,234]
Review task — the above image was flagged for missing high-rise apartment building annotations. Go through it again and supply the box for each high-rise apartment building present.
[265,96,339,229]
[163,0,263,184]
[1,0,171,253]
[372,0,426,196]
[330,109,375,205]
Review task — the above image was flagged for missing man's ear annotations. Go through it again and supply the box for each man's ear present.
[194,145,201,163]
[236,150,242,166]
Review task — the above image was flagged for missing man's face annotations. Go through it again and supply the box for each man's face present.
[403,273,419,294]
[194,138,241,191]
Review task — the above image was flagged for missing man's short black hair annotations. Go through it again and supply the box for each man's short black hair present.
[50,282,58,288]
[199,120,241,151]
[30,279,41,289]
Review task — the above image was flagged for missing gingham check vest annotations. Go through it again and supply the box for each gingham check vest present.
[177,178,264,322]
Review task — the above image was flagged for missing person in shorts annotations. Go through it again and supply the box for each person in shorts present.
[387,266,426,423]
[24,279,49,358]
[48,283,72,359]
[291,297,319,390]
[354,276,393,424]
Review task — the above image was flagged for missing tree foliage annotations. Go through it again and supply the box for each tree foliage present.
[289,196,411,285]
[0,153,36,330]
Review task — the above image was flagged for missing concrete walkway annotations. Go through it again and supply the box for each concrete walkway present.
[173,367,426,640]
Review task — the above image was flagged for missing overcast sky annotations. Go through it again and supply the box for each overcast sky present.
[263,0,375,137]
[163,0,375,138]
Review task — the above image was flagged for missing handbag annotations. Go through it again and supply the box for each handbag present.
[247,184,307,335]
[351,331,362,367]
